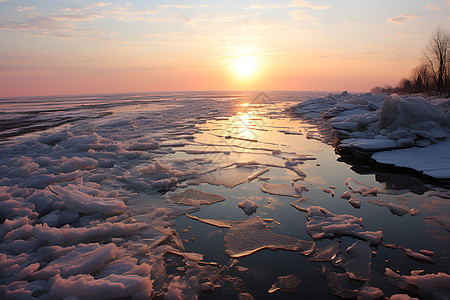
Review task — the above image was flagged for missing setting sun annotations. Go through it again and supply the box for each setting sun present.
[233,56,257,77]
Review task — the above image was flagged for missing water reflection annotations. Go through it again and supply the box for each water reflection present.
[173,94,449,299]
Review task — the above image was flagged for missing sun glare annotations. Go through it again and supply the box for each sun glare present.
[233,56,257,77]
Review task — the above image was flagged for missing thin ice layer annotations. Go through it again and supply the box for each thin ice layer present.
[323,268,361,299]
[261,183,301,198]
[385,268,450,299]
[305,206,382,244]
[198,166,268,188]
[169,189,225,206]
[308,241,340,262]
[345,178,378,196]
[372,141,450,179]
[333,241,372,281]
[268,274,301,293]
[187,215,315,258]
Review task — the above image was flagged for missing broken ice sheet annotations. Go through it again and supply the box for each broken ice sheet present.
[333,241,372,281]
[268,274,301,293]
[345,178,378,196]
[49,185,126,216]
[308,241,340,262]
[186,214,315,258]
[168,189,225,207]
[197,165,269,188]
[261,183,301,198]
[305,206,383,244]
[322,268,361,299]
[290,197,310,212]
[385,268,450,300]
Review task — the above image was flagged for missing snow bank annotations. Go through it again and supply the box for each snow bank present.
[291,92,450,179]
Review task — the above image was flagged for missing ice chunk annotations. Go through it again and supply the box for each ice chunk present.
[261,183,301,198]
[341,191,352,200]
[237,200,258,215]
[238,292,255,300]
[435,215,450,231]
[128,141,160,151]
[293,184,309,195]
[33,243,119,279]
[385,268,450,299]
[33,222,146,245]
[367,199,412,217]
[57,156,98,173]
[358,285,383,299]
[333,241,372,281]
[268,274,301,293]
[308,241,340,262]
[49,273,153,299]
[372,140,450,179]
[378,95,448,131]
[169,189,225,206]
[345,178,378,196]
[49,185,125,216]
[349,197,361,209]
[290,197,310,212]
[390,294,419,300]
[306,206,382,244]
[339,138,398,151]
[186,215,315,257]
[291,167,306,178]
[323,268,360,299]
[400,247,434,263]
[198,166,268,188]
[387,203,409,216]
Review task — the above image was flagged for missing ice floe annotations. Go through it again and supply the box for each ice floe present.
[268,274,301,293]
[305,206,383,244]
[237,199,258,215]
[168,188,225,207]
[261,183,301,198]
[291,92,449,179]
[385,268,450,299]
[333,241,372,281]
[186,214,315,257]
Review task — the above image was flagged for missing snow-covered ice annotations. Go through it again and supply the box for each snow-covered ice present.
[0,91,448,299]
[291,92,450,179]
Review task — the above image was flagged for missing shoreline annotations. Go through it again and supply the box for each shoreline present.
[289,91,450,180]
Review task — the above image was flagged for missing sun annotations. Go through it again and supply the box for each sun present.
[233,56,257,77]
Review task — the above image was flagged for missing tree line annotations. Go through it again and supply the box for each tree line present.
[371,27,450,97]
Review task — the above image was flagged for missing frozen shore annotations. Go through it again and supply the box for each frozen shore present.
[0,92,449,299]
[290,92,450,179]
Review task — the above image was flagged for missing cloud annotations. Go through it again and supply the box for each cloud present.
[0,3,163,39]
[388,14,422,24]
[157,4,209,9]
[240,20,285,28]
[16,6,37,12]
[285,0,331,10]
[93,2,113,7]
[424,0,450,10]
[243,4,281,9]
[287,9,316,21]
[380,32,411,38]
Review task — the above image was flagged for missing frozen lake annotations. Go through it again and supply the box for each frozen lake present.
[0,91,448,299]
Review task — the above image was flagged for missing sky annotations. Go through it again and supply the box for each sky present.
[0,0,449,97]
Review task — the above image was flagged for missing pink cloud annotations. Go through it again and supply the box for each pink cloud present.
[388,14,422,24]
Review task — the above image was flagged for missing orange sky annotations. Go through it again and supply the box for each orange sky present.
[0,0,449,97]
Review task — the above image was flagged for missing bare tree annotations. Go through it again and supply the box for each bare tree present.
[424,27,450,93]
[411,64,432,92]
